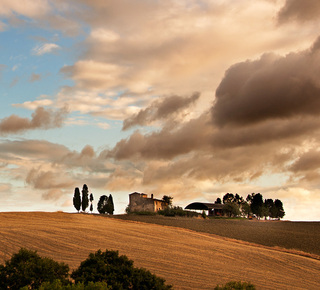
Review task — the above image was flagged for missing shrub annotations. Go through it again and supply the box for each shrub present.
[214,281,256,290]
[39,280,111,289]
[71,249,172,290]
[158,206,199,217]
[0,248,69,289]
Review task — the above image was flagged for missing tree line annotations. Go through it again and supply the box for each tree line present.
[73,184,114,215]
[215,192,285,220]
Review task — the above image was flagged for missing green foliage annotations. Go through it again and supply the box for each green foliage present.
[39,280,111,289]
[0,248,69,290]
[274,199,285,219]
[127,210,156,216]
[158,206,198,217]
[106,194,114,215]
[1,249,171,290]
[250,193,264,219]
[71,249,172,290]
[97,195,108,214]
[201,210,207,219]
[241,202,251,218]
[223,193,235,204]
[162,195,173,206]
[214,281,256,290]
[81,184,89,212]
[73,187,81,213]
[223,203,240,217]
[215,197,222,204]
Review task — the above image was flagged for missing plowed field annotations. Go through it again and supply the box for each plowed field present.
[0,212,319,290]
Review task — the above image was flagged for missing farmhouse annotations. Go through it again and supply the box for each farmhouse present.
[184,202,224,216]
[128,192,169,213]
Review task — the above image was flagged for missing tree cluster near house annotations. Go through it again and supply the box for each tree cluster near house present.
[97,194,114,215]
[215,193,285,220]
[72,184,114,215]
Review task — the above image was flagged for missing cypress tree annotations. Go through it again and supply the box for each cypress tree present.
[106,194,114,215]
[73,187,81,213]
[81,184,89,212]
[89,193,94,213]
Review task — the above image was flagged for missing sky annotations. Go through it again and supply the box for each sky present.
[1,0,320,221]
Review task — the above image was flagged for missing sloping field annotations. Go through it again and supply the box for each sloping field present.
[0,212,319,290]
[111,215,320,256]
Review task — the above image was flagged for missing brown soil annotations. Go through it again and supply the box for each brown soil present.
[111,215,320,256]
[0,212,319,290]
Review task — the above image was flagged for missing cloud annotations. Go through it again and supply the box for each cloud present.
[278,0,320,24]
[103,36,320,198]
[32,43,61,56]
[13,98,53,110]
[26,168,74,190]
[29,73,41,82]
[60,60,124,91]
[212,39,320,127]
[0,107,68,135]
[122,92,200,130]
[0,0,50,18]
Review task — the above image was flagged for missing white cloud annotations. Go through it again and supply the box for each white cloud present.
[13,99,53,110]
[32,43,61,56]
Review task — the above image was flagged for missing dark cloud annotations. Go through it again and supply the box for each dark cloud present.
[0,107,68,135]
[123,92,200,130]
[289,150,320,173]
[278,0,320,24]
[110,112,211,160]
[212,39,320,127]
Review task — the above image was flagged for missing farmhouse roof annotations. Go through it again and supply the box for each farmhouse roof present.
[184,202,223,210]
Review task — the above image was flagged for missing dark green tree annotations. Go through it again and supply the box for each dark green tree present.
[106,194,114,215]
[233,193,244,205]
[97,195,108,214]
[223,193,234,204]
[162,195,173,206]
[223,203,240,217]
[81,184,89,212]
[274,199,285,219]
[250,193,264,219]
[73,187,81,213]
[71,249,172,289]
[241,202,251,218]
[89,193,94,213]
[264,199,274,219]
[215,197,222,204]
[0,248,69,290]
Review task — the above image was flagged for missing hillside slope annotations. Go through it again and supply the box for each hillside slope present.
[0,212,319,290]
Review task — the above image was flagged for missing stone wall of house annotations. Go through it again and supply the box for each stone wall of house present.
[129,192,168,212]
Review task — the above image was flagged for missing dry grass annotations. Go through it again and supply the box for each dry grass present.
[0,212,320,290]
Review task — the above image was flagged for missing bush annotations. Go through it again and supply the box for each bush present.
[0,248,69,289]
[71,249,172,290]
[158,206,199,217]
[39,280,111,289]
[214,281,256,290]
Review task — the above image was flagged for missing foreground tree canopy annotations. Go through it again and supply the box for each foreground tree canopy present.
[0,248,172,290]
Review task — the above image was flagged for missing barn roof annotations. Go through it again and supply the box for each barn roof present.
[184,202,223,210]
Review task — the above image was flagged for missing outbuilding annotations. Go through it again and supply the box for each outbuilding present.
[184,202,224,216]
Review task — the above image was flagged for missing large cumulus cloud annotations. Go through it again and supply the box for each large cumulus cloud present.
[212,40,320,127]
[278,0,320,24]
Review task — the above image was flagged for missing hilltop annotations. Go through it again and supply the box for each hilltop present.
[0,212,319,289]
